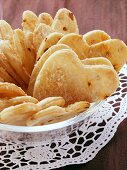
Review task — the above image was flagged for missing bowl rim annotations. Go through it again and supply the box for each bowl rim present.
[0,101,104,133]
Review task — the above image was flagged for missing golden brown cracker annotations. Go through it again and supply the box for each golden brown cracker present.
[22,10,38,33]
[38,13,53,26]
[52,8,79,34]
[33,23,54,51]
[28,44,70,95]
[34,49,119,104]
[83,30,111,45]
[0,103,38,126]
[58,33,89,59]
[88,39,127,71]
[0,82,26,98]
[37,32,63,59]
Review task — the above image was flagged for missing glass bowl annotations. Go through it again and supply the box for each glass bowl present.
[0,1,104,142]
[0,101,104,142]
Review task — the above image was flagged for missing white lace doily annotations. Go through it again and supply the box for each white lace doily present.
[0,65,127,170]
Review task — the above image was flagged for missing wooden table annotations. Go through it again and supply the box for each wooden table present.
[2,0,127,169]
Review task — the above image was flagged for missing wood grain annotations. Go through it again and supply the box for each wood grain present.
[1,0,127,170]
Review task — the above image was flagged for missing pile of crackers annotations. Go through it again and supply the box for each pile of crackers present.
[0,8,127,126]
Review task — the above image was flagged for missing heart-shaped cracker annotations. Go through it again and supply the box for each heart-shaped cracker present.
[37,96,65,110]
[87,39,127,72]
[28,44,70,95]
[37,13,53,26]
[33,23,54,51]
[22,10,38,33]
[0,66,17,84]
[0,20,14,45]
[83,30,111,45]
[0,96,38,112]
[58,33,127,71]
[82,57,113,67]
[0,40,29,87]
[27,101,90,126]
[33,49,119,104]
[0,103,39,126]
[51,8,79,34]
[0,50,25,87]
[0,40,29,85]
[0,82,26,98]
[58,33,89,59]
[13,29,36,75]
[37,32,63,59]
[24,31,36,64]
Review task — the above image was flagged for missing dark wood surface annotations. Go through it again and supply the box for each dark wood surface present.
[1,0,127,170]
